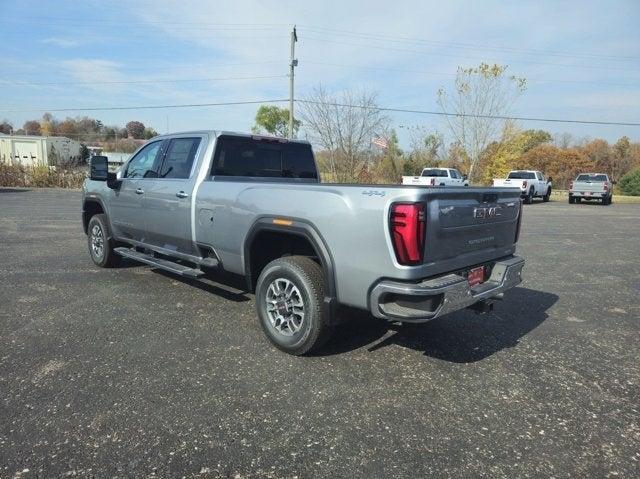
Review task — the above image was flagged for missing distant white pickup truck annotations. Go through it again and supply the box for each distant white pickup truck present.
[569,173,613,205]
[493,170,552,204]
[402,167,469,187]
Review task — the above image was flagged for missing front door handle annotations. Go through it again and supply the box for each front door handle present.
[135,188,144,195]
[176,191,189,198]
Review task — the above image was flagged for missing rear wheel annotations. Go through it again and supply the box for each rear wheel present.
[87,214,120,268]
[524,188,534,204]
[543,187,551,202]
[255,256,333,355]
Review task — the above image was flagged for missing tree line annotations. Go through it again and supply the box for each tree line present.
[252,64,640,193]
[0,115,158,154]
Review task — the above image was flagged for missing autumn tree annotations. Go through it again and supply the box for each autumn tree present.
[41,113,57,136]
[126,121,145,139]
[477,126,553,184]
[518,144,594,189]
[300,86,388,182]
[437,63,526,182]
[23,120,41,136]
[252,105,300,138]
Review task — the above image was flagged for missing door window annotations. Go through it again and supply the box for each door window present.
[450,170,460,179]
[159,138,201,179]
[124,141,163,179]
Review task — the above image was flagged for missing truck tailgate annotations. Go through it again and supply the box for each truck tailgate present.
[423,189,521,265]
[494,178,525,189]
[573,181,606,193]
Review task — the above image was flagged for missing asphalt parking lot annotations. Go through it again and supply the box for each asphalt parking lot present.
[1,188,638,478]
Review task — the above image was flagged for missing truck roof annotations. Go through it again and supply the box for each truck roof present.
[151,130,311,145]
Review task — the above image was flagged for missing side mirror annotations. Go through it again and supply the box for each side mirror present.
[547,176,553,182]
[462,174,468,180]
[90,156,109,181]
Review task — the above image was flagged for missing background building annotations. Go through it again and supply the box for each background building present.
[0,134,81,166]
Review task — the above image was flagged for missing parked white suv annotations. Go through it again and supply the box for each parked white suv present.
[402,168,469,187]
[493,170,552,204]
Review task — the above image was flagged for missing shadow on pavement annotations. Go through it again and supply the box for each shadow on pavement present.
[321,287,557,363]
[0,188,31,193]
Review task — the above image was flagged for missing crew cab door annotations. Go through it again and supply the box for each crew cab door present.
[109,140,165,242]
[535,171,546,194]
[143,136,203,254]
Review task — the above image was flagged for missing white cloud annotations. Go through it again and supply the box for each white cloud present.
[42,37,79,48]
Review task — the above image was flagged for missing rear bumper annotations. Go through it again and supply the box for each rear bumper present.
[369,256,525,323]
[570,191,607,198]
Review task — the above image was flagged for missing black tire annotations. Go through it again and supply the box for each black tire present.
[87,214,120,268]
[524,188,534,204]
[255,256,333,355]
[576,197,582,204]
[568,195,574,204]
[609,195,613,205]
[543,187,551,202]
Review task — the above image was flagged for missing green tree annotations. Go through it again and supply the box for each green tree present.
[374,130,403,183]
[252,105,300,138]
[618,168,640,196]
[143,127,158,139]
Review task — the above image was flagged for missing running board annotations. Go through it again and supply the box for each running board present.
[114,247,205,278]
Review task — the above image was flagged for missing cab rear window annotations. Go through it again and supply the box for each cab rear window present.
[212,136,318,180]
[576,174,607,182]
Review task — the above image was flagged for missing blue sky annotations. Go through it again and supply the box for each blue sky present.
[1,0,639,147]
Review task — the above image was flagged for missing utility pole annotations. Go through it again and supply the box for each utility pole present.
[289,26,298,139]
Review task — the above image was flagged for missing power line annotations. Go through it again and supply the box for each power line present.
[302,61,638,88]
[296,99,640,127]
[0,99,289,114]
[299,25,639,63]
[2,98,637,126]
[301,35,640,73]
[1,74,288,87]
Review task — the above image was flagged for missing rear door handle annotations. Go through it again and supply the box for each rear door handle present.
[135,188,144,195]
[176,191,189,198]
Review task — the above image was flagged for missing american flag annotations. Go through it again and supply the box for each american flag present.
[372,135,388,149]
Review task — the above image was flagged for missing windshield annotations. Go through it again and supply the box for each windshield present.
[576,174,607,182]
[508,171,536,179]
[422,169,448,177]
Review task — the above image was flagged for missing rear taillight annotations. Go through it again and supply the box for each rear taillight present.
[430,178,436,186]
[523,180,528,188]
[515,200,523,243]
[390,203,426,265]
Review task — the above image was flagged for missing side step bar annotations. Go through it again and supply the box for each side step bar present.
[115,247,205,278]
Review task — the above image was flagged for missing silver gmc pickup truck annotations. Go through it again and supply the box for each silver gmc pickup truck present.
[82,131,525,355]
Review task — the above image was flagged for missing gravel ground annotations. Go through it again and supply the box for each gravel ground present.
[0,188,638,478]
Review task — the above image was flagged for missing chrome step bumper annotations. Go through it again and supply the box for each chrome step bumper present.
[370,256,525,323]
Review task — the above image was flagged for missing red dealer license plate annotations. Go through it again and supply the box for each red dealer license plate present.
[467,266,485,287]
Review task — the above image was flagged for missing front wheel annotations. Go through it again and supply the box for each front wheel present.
[569,195,575,204]
[255,256,333,355]
[87,214,120,267]
[543,187,551,202]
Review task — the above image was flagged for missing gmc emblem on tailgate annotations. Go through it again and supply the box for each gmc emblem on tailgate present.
[473,206,501,219]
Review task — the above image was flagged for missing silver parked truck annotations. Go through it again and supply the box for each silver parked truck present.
[83,131,525,355]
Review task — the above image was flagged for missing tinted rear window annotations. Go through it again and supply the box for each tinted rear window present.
[577,174,607,182]
[212,136,318,180]
[508,171,536,179]
[422,169,448,177]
